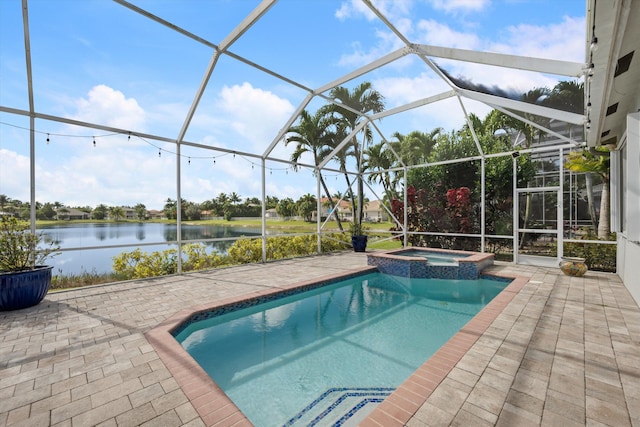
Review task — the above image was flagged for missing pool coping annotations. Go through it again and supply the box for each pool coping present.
[369,246,494,262]
[145,266,528,426]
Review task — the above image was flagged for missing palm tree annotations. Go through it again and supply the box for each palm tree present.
[0,195,10,213]
[329,121,358,224]
[296,194,317,222]
[228,192,241,205]
[109,206,124,221]
[163,198,177,220]
[327,82,385,229]
[542,81,598,233]
[276,198,296,219]
[134,203,147,221]
[286,109,344,230]
[492,87,551,247]
[364,142,397,204]
[391,129,441,166]
[565,148,611,239]
[544,80,584,114]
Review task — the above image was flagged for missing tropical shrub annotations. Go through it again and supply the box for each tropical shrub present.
[227,234,349,263]
[0,216,59,271]
[181,243,227,271]
[563,230,616,272]
[112,248,179,279]
[113,234,351,279]
[390,185,478,250]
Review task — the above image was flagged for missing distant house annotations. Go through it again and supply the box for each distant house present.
[123,207,136,220]
[104,207,140,220]
[56,208,90,220]
[317,198,352,221]
[200,210,214,220]
[265,208,279,219]
[147,210,165,220]
[363,200,389,222]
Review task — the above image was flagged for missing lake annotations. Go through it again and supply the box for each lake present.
[38,222,272,276]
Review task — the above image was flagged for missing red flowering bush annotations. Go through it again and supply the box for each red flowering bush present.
[390,184,478,249]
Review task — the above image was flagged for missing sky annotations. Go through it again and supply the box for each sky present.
[0,0,587,211]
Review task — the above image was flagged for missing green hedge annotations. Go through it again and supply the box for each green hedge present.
[564,241,616,273]
[112,233,351,279]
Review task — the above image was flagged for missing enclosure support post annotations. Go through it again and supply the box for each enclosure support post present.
[513,156,518,263]
[261,157,267,263]
[558,147,564,259]
[403,167,408,247]
[176,143,182,274]
[481,157,486,252]
[29,117,36,233]
[317,170,322,254]
[22,1,37,233]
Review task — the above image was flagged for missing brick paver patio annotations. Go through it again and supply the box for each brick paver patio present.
[1,252,638,426]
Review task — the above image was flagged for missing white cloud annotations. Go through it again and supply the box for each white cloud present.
[427,0,490,14]
[71,84,146,131]
[337,28,408,68]
[0,149,30,201]
[492,16,585,62]
[336,0,377,21]
[217,82,295,153]
[147,101,192,136]
[415,19,481,49]
[374,72,450,107]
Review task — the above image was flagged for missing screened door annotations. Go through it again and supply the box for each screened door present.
[515,186,562,266]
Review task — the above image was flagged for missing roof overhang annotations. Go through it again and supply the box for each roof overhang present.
[586,0,640,147]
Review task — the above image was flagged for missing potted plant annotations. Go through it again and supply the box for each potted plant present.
[349,221,368,252]
[0,217,59,311]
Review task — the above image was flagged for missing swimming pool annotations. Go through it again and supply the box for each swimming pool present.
[174,271,509,426]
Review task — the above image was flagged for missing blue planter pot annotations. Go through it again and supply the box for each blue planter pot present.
[0,266,53,311]
[351,235,368,252]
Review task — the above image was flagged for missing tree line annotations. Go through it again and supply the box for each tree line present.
[0,193,325,222]
[162,193,322,222]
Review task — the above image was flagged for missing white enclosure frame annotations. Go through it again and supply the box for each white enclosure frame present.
[5,0,622,275]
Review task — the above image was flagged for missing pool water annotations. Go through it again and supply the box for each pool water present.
[398,249,469,264]
[175,272,508,426]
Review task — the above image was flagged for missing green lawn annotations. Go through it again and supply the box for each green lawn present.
[37,217,395,233]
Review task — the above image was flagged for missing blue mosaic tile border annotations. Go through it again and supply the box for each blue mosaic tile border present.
[283,387,395,427]
[332,397,387,427]
[171,269,374,337]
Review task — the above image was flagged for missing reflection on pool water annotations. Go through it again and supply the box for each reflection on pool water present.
[174,271,509,427]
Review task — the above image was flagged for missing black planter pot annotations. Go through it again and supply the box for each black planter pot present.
[351,235,368,252]
[0,266,53,311]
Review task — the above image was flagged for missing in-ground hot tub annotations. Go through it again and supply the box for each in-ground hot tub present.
[367,247,494,279]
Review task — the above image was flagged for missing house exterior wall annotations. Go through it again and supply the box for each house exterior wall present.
[618,236,640,305]
[616,112,640,306]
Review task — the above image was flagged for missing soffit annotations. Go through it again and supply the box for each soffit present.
[587,0,640,147]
